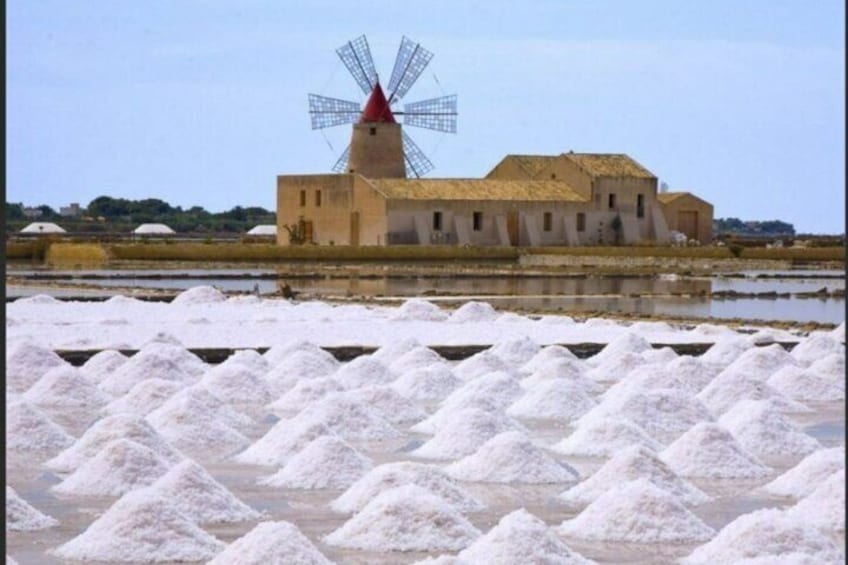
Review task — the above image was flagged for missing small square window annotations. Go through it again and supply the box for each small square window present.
[472,211,483,231]
[637,194,645,218]
[299,190,306,207]
[543,212,553,232]
[608,194,616,209]
[369,127,377,136]
[433,211,442,231]
[315,190,322,207]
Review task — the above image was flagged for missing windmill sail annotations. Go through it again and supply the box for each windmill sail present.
[387,37,433,102]
[402,131,434,178]
[336,35,378,96]
[308,94,361,130]
[332,144,351,173]
[403,95,457,133]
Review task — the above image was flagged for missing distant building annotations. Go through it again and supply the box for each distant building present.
[23,207,43,219]
[133,223,175,235]
[20,222,66,234]
[656,192,714,245]
[60,203,82,217]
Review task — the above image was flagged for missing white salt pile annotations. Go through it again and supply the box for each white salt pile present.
[220,349,271,374]
[263,350,340,396]
[761,446,845,498]
[259,435,373,489]
[140,342,209,376]
[341,386,426,425]
[370,337,423,364]
[331,461,485,514]
[171,285,227,305]
[52,487,225,561]
[234,419,335,467]
[552,417,664,457]
[332,356,396,389]
[324,484,481,552]
[445,431,579,484]
[680,508,842,564]
[809,351,845,379]
[558,445,708,506]
[412,407,522,460]
[520,344,579,374]
[391,364,463,402]
[6,341,69,393]
[442,508,594,565]
[267,376,342,416]
[263,339,332,366]
[23,365,110,409]
[291,392,400,441]
[13,293,61,304]
[496,312,529,323]
[717,399,820,457]
[5,401,75,455]
[641,346,679,364]
[80,349,129,384]
[790,333,844,366]
[586,332,650,367]
[659,422,771,478]
[199,364,273,405]
[440,371,524,412]
[520,358,600,394]
[558,479,714,543]
[696,370,809,417]
[98,349,198,397]
[412,394,515,435]
[507,379,597,422]
[388,346,446,374]
[584,351,647,383]
[453,350,514,381]
[448,300,499,323]
[831,322,846,341]
[767,364,845,402]
[207,520,334,565]
[45,414,183,473]
[488,336,542,366]
[146,459,260,524]
[663,356,718,394]
[629,320,675,334]
[722,344,798,379]
[52,439,171,496]
[601,364,687,401]
[103,378,186,417]
[389,298,449,321]
[6,486,59,531]
[786,470,845,533]
[699,336,753,368]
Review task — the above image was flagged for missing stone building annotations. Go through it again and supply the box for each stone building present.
[657,192,714,244]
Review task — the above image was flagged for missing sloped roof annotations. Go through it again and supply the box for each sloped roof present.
[562,153,656,179]
[657,191,713,207]
[133,223,175,234]
[504,155,558,177]
[20,222,66,234]
[366,178,588,202]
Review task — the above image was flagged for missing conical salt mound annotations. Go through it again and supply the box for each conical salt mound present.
[220,349,270,374]
[81,349,129,384]
[520,345,579,374]
[440,371,523,412]
[389,346,446,374]
[138,342,208,376]
[602,363,700,401]
[767,364,845,402]
[264,339,328,365]
[264,350,340,396]
[584,351,647,383]
[412,394,520,435]
[6,340,69,393]
[331,461,485,514]
[454,509,594,565]
[488,336,542,366]
[52,487,225,561]
[199,363,273,405]
[52,438,171,496]
[103,378,185,417]
[520,358,599,394]
[786,470,845,533]
[291,392,400,441]
[267,376,341,416]
[412,407,522,460]
[445,431,579,484]
[389,299,448,321]
[761,446,845,498]
[558,479,714,543]
[332,356,396,390]
[99,349,198,396]
[680,508,843,564]
[171,285,227,305]
[370,337,424,363]
[45,414,183,473]
[391,364,462,402]
[6,401,75,455]
[586,332,651,367]
[259,435,373,489]
[696,370,808,417]
[208,521,334,565]
[6,486,59,531]
[699,337,753,368]
[663,356,718,394]
[234,418,334,467]
[717,399,820,457]
[507,379,596,422]
[790,333,844,366]
[23,365,110,409]
[147,459,259,524]
[559,445,708,506]
[324,484,481,552]
[341,386,426,425]
[641,345,679,364]
[552,416,664,457]
[723,343,798,379]
[449,300,499,323]
[454,350,513,381]
[659,422,771,478]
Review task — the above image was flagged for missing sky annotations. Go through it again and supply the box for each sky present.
[6,0,846,233]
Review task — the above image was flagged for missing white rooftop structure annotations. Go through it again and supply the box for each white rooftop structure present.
[247,225,277,236]
[133,223,175,235]
[20,222,67,234]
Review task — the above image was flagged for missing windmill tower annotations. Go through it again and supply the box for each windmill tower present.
[308,35,458,179]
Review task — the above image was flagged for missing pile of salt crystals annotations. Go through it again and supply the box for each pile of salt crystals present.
[698,336,754,369]
[233,418,335,467]
[453,350,515,382]
[199,363,273,405]
[584,351,648,384]
[448,300,500,323]
[785,470,845,533]
[331,461,485,514]
[721,343,799,378]
[519,358,600,394]
[412,407,524,460]
[790,333,845,366]
[444,431,579,484]
[267,376,342,416]
[79,349,129,384]
[601,359,713,399]
[103,378,186,417]
[98,344,202,396]
[287,391,401,441]
[519,344,580,374]
[45,414,184,473]
[6,340,69,393]
[6,401,75,456]
[207,521,334,565]
[6,486,59,531]
[332,356,397,390]
[507,379,597,422]
[52,488,225,562]
[220,348,271,374]
[696,369,810,417]
[717,399,820,457]
[340,386,426,425]
[324,484,481,552]
[559,445,708,506]
[51,438,172,497]
[170,285,228,305]
[388,345,447,374]
[552,416,663,458]
[259,435,373,489]
[370,337,423,365]
[421,508,594,565]
[487,336,542,367]
[680,507,842,564]
[391,364,463,403]
[388,299,449,322]
[558,479,715,543]
[585,332,651,368]
[263,339,334,367]
[659,422,771,479]
[437,371,524,413]
[263,349,340,396]
[767,353,846,402]
[761,446,845,498]
[23,365,110,410]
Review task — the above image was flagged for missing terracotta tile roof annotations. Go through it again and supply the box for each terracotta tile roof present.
[561,153,656,179]
[366,178,588,202]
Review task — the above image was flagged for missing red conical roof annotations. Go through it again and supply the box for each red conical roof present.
[360,82,396,124]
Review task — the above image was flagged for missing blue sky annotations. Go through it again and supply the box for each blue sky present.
[7,0,845,233]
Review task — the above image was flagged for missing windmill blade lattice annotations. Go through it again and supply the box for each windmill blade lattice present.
[336,35,378,96]
[332,145,351,173]
[403,95,457,133]
[402,131,434,178]
[387,36,434,102]
[308,94,362,130]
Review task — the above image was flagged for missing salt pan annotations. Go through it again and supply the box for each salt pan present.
[6,486,58,531]
[23,365,110,409]
[659,422,771,478]
[552,417,664,457]
[389,299,449,322]
[171,285,227,305]
[507,379,596,422]
[391,364,463,402]
[6,341,69,393]
[717,399,820,457]
[786,470,845,532]
[5,401,74,455]
[761,446,845,498]
[448,301,499,323]
[259,435,372,489]
[207,521,334,565]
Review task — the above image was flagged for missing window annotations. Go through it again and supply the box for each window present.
[315,190,322,207]
[369,127,377,136]
[472,211,483,231]
[577,213,586,232]
[637,194,644,218]
[550,173,556,179]
[608,193,616,210]
[543,212,553,232]
[299,190,306,207]
[433,211,442,231]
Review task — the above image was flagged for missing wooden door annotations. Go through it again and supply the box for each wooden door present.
[350,212,360,246]
[678,211,698,241]
[303,220,314,244]
[507,210,519,246]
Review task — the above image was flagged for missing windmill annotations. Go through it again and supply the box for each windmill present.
[308,35,457,179]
